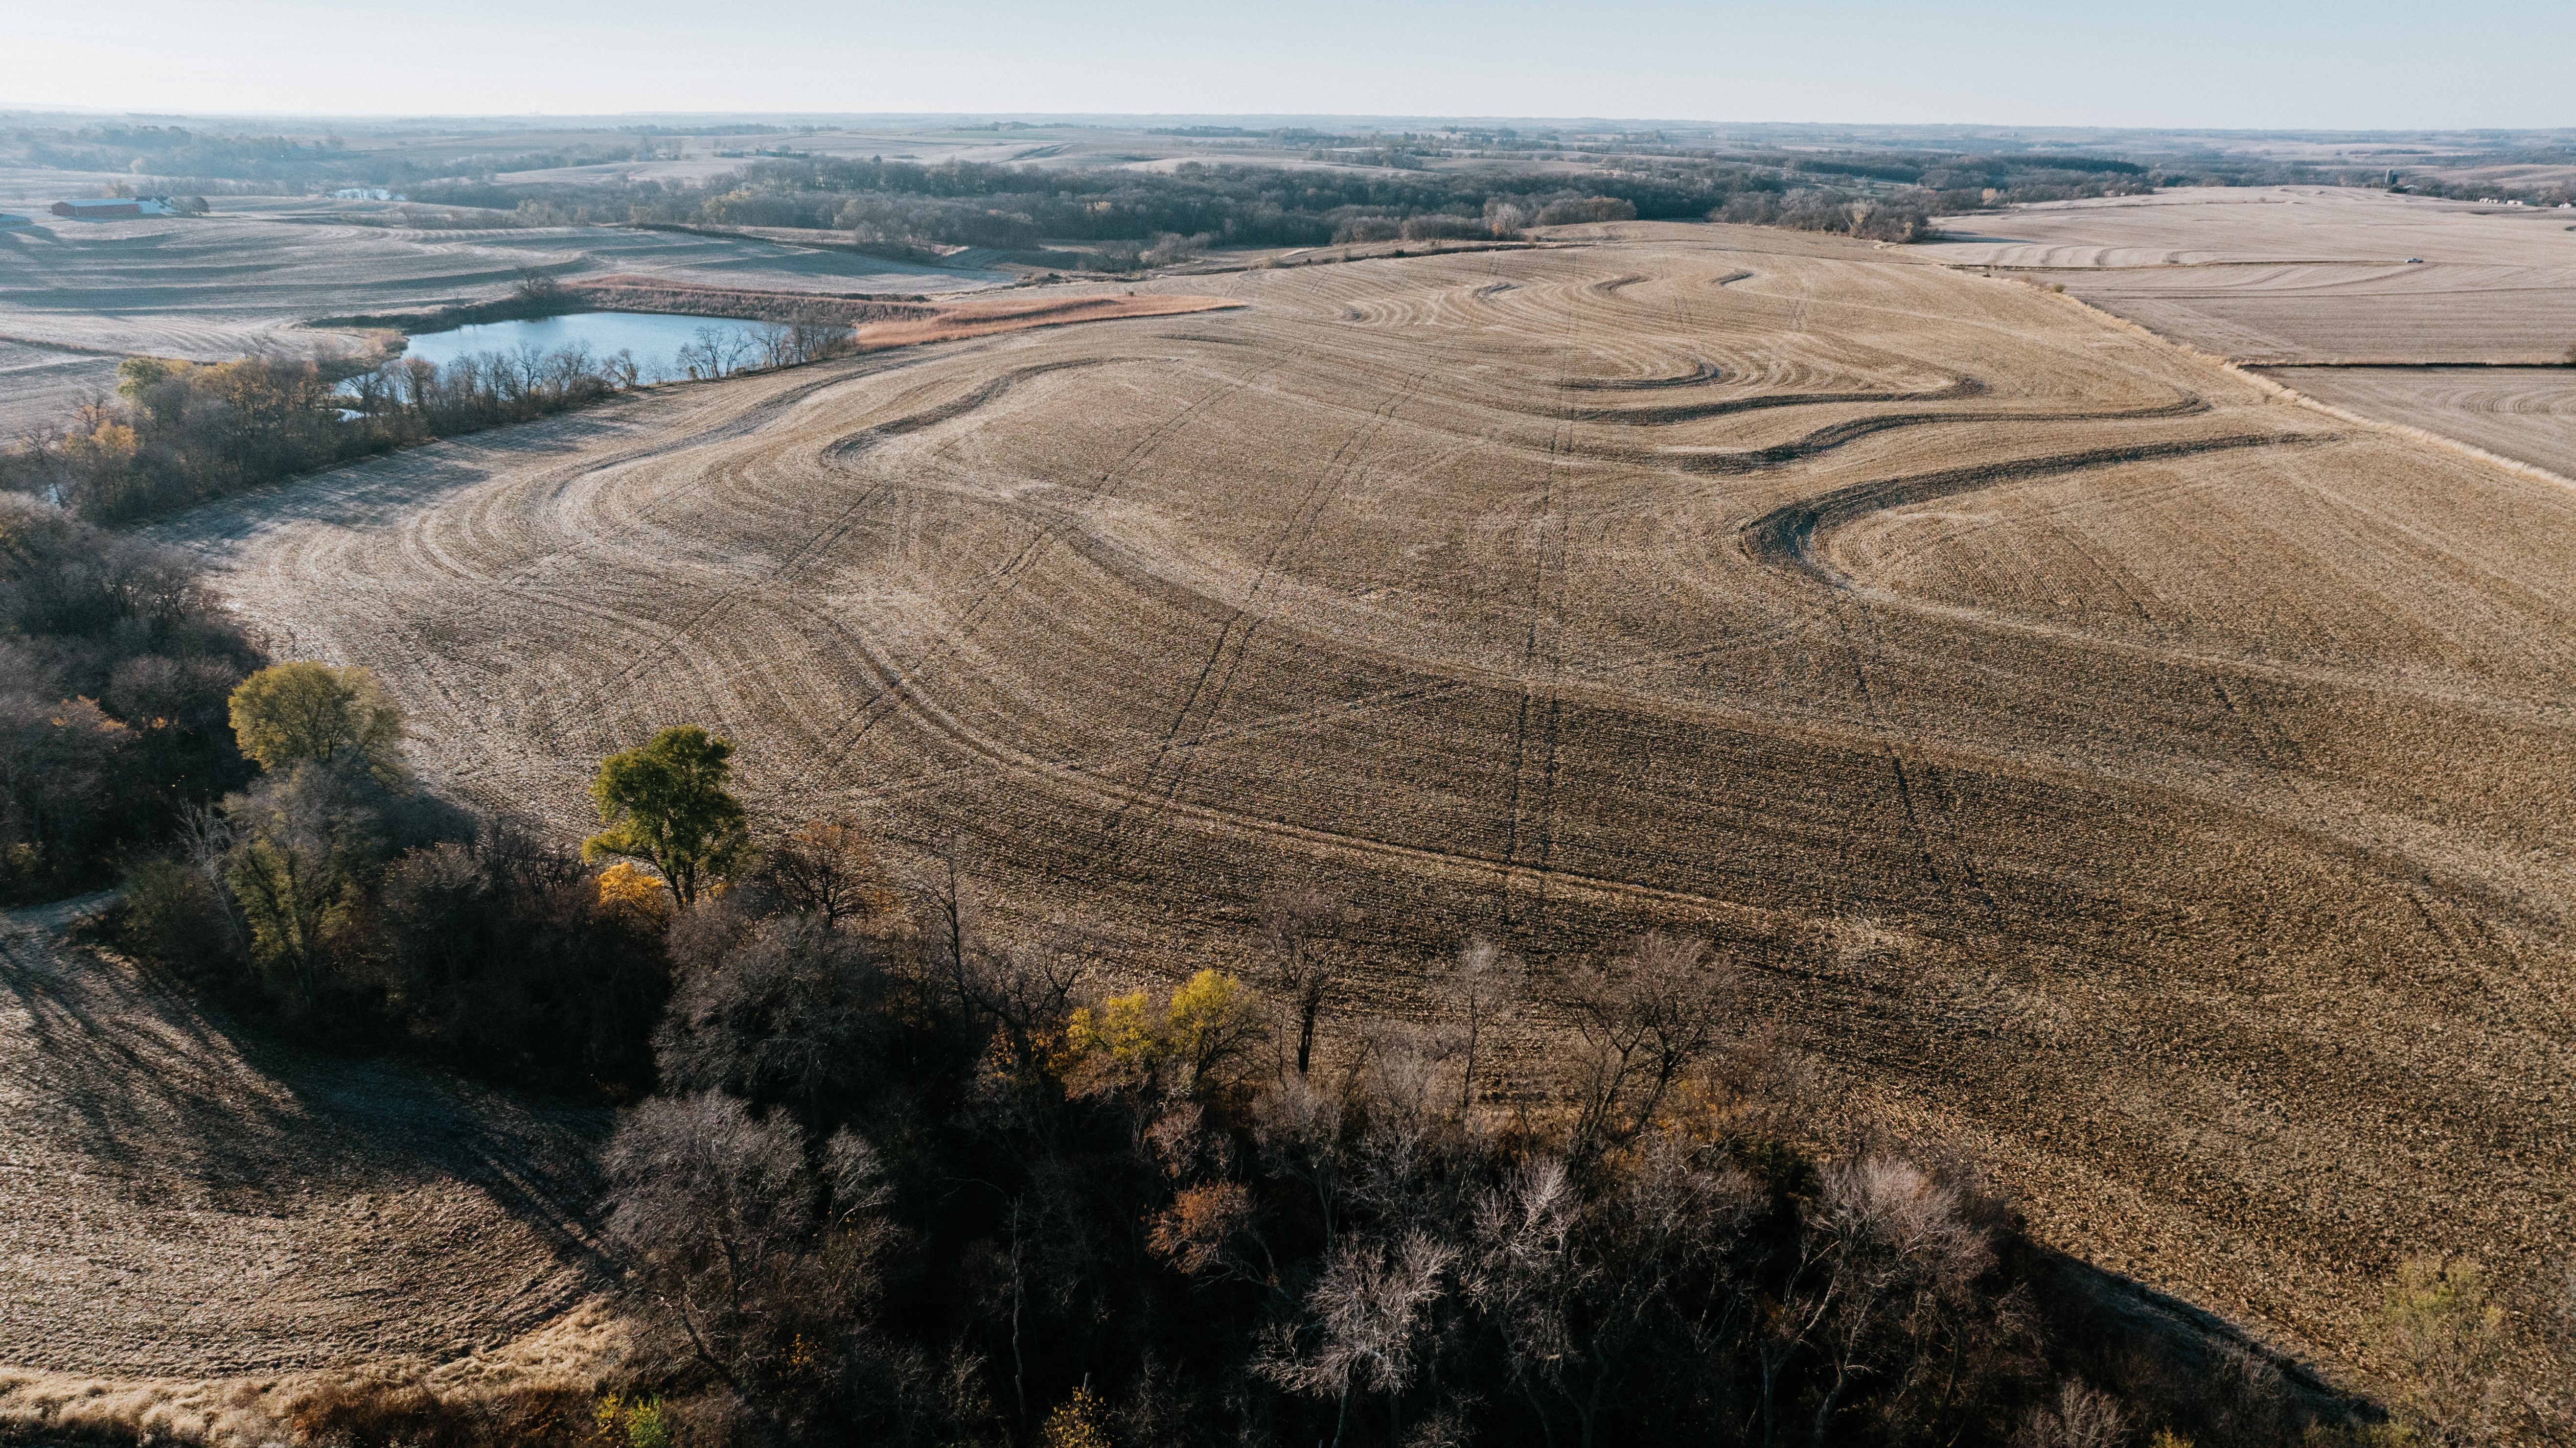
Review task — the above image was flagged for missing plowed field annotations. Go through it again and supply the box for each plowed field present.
[1915,187,2576,364]
[0,336,120,435]
[146,222,2576,1387]
[0,900,610,1379]
[2262,365,2576,479]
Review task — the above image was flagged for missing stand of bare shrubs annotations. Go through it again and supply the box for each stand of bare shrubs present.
[0,311,856,525]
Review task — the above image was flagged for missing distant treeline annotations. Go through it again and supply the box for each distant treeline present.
[3,121,646,187]
[2387,174,2576,206]
[403,151,2163,251]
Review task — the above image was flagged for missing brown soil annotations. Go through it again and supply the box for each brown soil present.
[568,274,1244,346]
[0,897,613,1380]
[123,222,2576,1395]
[2256,365,2576,479]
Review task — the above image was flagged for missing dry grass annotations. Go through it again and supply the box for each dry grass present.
[79,219,2575,1397]
[0,1297,629,1445]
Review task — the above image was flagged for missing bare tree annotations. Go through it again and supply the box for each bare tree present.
[1438,935,1524,1114]
[1259,1229,1457,1448]
[786,311,853,363]
[762,812,893,928]
[1559,932,1737,1157]
[511,264,564,307]
[1261,883,1345,1074]
[654,912,893,1120]
[912,834,976,996]
[603,1092,834,1384]
[2014,1381,2132,1448]
[173,798,243,950]
[1469,1140,1762,1448]
[1761,1153,2007,1448]
[1256,1070,1353,1255]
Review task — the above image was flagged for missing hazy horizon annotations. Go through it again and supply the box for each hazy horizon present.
[7,0,2570,131]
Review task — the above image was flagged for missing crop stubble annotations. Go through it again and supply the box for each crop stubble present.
[144,223,2576,1385]
[0,200,1002,361]
[0,899,610,1379]
[1914,187,2576,484]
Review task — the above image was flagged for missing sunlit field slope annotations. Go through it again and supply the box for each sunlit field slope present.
[150,221,2576,1384]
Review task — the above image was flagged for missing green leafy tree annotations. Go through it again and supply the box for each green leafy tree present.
[227,661,406,785]
[584,726,749,907]
[224,763,381,1010]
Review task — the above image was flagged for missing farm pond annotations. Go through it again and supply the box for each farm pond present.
[392,312,778,380]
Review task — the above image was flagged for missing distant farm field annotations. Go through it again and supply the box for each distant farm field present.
[1916,187,2576,364]
[145,221,2576,1387]
[0,335,120,434]
[0,198,1003,361]
[2260,365,2576,477]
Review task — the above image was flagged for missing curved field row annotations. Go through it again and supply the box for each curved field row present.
[2262,366,2576,479]
[139,223,2576,1388]
[0,199,1003,360]
[0,336,122,434]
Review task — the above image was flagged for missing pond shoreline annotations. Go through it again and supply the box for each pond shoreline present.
[303,278,950,338]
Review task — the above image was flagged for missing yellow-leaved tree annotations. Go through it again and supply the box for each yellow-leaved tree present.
[1060,969,1265,1098]
[227,661,407,785]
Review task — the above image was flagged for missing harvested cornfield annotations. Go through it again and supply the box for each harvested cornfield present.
[1916,187,2576,364]
[2261,365,2576,478]
[0,899,613,1381]
[0,335,121,435]
[0,198,1002,360]
[146,221,2576,1390]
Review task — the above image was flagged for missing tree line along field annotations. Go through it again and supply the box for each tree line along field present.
[142,220,2576,1392]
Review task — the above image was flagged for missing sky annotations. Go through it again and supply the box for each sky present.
[4,0,2571,130]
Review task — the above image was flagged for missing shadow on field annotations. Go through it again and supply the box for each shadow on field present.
[141,408,654,549]
[0,899,613,1371]
[2032,1246,2371,1433]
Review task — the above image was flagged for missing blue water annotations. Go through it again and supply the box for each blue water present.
[396,312,775,381]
